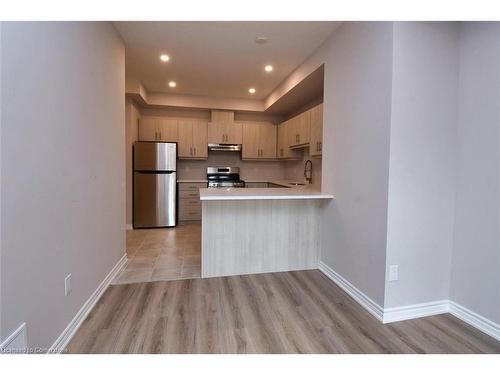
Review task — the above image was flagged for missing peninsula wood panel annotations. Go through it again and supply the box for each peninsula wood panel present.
[201,200,322,277]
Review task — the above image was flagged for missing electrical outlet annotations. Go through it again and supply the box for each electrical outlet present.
[64,274,72,296]
[389,265,399,281]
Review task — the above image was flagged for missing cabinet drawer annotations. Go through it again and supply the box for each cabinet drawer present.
[179,190,201,199]
[178,183,206,198]
[179,198,202,207]
[178,201,202,221]
[178,182,206,190]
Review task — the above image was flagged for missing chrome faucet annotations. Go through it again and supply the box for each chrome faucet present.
[304,160,313,184]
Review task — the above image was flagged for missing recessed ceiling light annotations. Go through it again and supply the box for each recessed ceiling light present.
[168,81,176,88]
[160,54,170,62]
[254,36,268,44]
[265,65,273,72]
[248,88,256,94]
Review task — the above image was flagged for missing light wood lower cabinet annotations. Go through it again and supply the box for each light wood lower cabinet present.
[139,116,178,142]
[309,103,323,157]
[242,122,277,159]
[178,120,208,159]
[178,182,205,221]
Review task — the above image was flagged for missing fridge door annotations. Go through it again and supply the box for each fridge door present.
[133,171,177,228]
[134,142,177,172]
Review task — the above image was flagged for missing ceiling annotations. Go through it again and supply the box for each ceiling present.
[114,22,340,100]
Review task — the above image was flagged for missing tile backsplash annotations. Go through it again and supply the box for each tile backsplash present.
[177,148,322,189]
[177,152,287,180]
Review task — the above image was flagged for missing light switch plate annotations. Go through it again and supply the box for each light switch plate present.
[389,265,399,281]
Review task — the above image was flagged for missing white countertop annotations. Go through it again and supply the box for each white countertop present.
[199,187,334,201]
[177,179,208,183]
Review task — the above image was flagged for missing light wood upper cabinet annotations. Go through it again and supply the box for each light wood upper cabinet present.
[277,119,301,159]
[309,103,323,157]
[208,110,242,144]
[242,122,277,159]
[208,121,242,144]
[211,110,234,125]
[178,119,208,159]
[139,116,178,142]
[139,117,158,141]
[157,118,178,141]
[192,121,208,158]
[289,110,310,147]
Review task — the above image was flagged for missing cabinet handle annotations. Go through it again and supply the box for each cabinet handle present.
[160,131,162,139]
[154,131,157,140]
[190,147,192,156]
[320,142,322,152]
[194,147,196,155]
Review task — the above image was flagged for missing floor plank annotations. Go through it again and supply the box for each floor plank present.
[66,270,500,354]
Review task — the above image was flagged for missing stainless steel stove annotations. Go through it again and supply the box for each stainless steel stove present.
[207,166,245,188]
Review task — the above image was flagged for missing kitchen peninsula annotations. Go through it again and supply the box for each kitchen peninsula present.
[200,186,333,277]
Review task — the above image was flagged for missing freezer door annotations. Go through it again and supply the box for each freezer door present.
[134,172,177,228]
[134,142,177,171]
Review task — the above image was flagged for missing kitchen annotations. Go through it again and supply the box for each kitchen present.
[3,19,499,356]
[119,62,331,283]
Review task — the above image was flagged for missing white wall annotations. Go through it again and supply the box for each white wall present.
[384,22,459,307]
[450,22,500,324]
[319,22,394,306]
[0,22,125,349]
[125,98,140,226]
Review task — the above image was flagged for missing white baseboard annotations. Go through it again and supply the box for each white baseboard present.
[318,261,384,322]
[318,262,499,342]
[383,300,449,323]
[0,322,27,354]
[48,253,128,353]
[125,224,133,230]
[449,301,500,341]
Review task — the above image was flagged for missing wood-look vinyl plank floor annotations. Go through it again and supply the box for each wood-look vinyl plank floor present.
[66,270,500,354]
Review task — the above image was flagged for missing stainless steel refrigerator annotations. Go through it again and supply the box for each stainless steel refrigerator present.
[133,142,177,228]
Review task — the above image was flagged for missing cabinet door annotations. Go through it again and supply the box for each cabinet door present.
[178,119,193,158]
[139,117,159,141]
[277,121,287,159]
[225,122,242,144]
[208,122,225,143]
[242,123,260,159]
[310,104,323,157]
[192,121,208,158]
[300,110,311,145]
[277,120,300,159]
[211,110,234,125]
[259,122,277,158]
[158,118,178,141]
[289,116,300,147]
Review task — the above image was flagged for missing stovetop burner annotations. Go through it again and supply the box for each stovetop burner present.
[207,166,245,188]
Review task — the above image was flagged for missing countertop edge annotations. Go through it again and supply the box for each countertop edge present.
[200,194,334,201]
